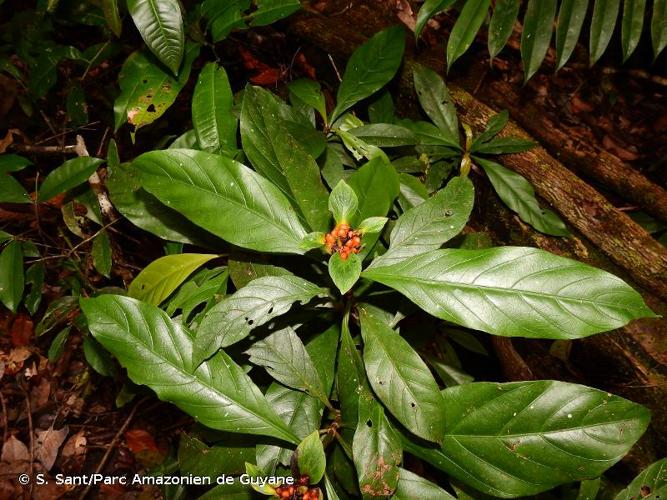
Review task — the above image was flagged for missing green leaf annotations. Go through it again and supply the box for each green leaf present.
[114,43,199,131]
[337,313,371,429]
[83,336,117,377]
[228,254,292,289]
[447,0,491,71]
[368,90,395,124]
[241,86,329,232]
[178,433,253,478]
[250,0,301,26]
[352,396,402,497]
[621,0,647,61]
[201,0,249,42]
[521,0,558,81]
[289,79,327,122]
[394,468,456,500]
[102,0,122,37]
[195,275,326,362]
[488,0,521,59]
[556,0,589,70]
[359,307,446,443]
[24,262,45,315]
[475,158,569,236]
[192,63,237,155]
[0,241,24,312]
[402,381,651,498]
[331,26,405,123]
[578,478,601,500]
[652,0,667,59]
[166,267,228,322]
[81,294,299,444]
[38,157,103,202]
[48,327,70,362]
[134,149,308,253]
[296,431,326,484]
[0,154,32,174]
[472,110,509,147]
[329,252,362,294]
[347,124,416,147]
[328,180,359,225]
[412,64,459,144]
[590,0,621,66]
[246,327,329,406]
[416,0,456,38]
[66,83,88,127]
[614,457,666,500]
[128,253,217,306]
[0,175,30,203]
[371,176,474,267]
[127,0,184,75]
[472,136,536,154]
[92,230,113,278]
[358,217,388,235]
[348,157,399,225]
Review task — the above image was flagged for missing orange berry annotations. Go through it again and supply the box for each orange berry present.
[351,236,361,245]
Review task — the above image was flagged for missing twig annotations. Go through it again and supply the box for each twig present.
[11,143,78,154]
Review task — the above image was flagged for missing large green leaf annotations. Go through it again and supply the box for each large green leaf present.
[614,457,666,500]
[359,307,446,443]
[394,468,456,500]
[331,26,405,123]
[590,0,621,65]
[195,275,327,363]
[38,157,104,201]
[329,253,362,295]
[192,63,237,155]
[348,157,399,225]
[653,0,667,59]
[363,247,655,339]
[0,241,24,313]
[521,0,558,81]
[337,314,371,430]
[81,295,298,444]
[0,175,30,203]
[347,124,416,148]
[240,86,329,232]
[475,158,569,237]
[371,176,474,267]
[133,149,308,253]
[113,43,199,131]
[446,0,491,71]
[127,0,184,75]
[288,78,327,123]
[412,64,459,145]
[621,0,646,61]
[246,327,329,406]
[415,0,457,37]
[488,0,521,59]
[128,253,217,306]
[556,0,589,70]
[403,381,650,498]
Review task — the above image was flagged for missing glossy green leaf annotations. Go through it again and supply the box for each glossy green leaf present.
[371,176,474,267]
[331,26,405,123]
[114,43,199,131]
[413,64,459,144]
[403,381,651,498]
[128,253,217,306]
[102,0,122,37]
[38,157,103,201]
[134,149,308,253]
[92,229,112,278]
[652,0,667,59]
[0,154,32,174]
[127,0,184,74]
[522,0,558,81]
[336,129,387,163]
[394,468,456,499]
[337,314,371,429]
[246,327,329,406]
[24,262,45,315]
[358,217,388,235]
[621,0,647,61]
[165,267,228,322]
[0,175,30,203]
[590,0,621,65]
[556,0,589,70]
[195,275,326,362]
[329,180,359,225]
[359,307,446,443]
[416,0,457,38]
[288,79,327,122]
[368,90,395,124]
[614,457,666,500]
[83,336,117,377]
[398,173,429,210]
[475,158,569,236]
[328,252,362,295]
[228,254,291,289]
[48,327,70,362]
[348,157,399,225]
[578,478,601,500]
[201,0,248,42]
[447,0,491,71]
[81,294,299,444]
[488,0,521,59]
[0,241,24,312]
[178,433,253,478]
[472,137,536,154]
[192,63,236,155]
[472,110,509,147]
[347,124,416,147]
[296,431,326,484]
[250,0,300,26]
[363,247,655,339]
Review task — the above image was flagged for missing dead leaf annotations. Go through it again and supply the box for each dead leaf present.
[0,128,20,154]
[35,425,69,471]
[1,435,30,463]
[396,0,416,32]
[61,430,86,458]
[11,313,33,347]
[1,346,32,376]
[124,429,159,455]
[30,378,51,411]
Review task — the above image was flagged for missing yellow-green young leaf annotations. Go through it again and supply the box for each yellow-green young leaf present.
[102,0,122,37]
[92,230,113,278]
[402,381,651,498]
[415,0,457,38]
[38,157,104,201]
[133,149,308,254]
[394,469,456,500]
[129,253,216,306]
[359,307,446,443]
[331,26,405,123]
[0,241,24,312]
[590,0,621,66]
[447,0,491,71]
[328,180,358,225]
[413,64,459,144]
[288,78,327,122]
[127,0,184,75]
[81,295,299,444]
[244,463,278,494]
[192,63,236,155]
[195,275,327,362]
[114,43,199,131]
[488,0,521,59]
[621,0,646,61]
[521,0,558,81]
[614,457,666,500]
[296,431,326,484]
[363,247,656,340]
[653,0,667,59]
[328,252,361,295]
[556,0,589,70]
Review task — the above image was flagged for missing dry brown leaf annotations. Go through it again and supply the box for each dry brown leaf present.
[61,430,86,458]
[35,425,69,471]
[1,435,30,463]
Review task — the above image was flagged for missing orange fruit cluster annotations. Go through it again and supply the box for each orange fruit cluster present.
[324,223,361,260]
[274,478,320,499]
